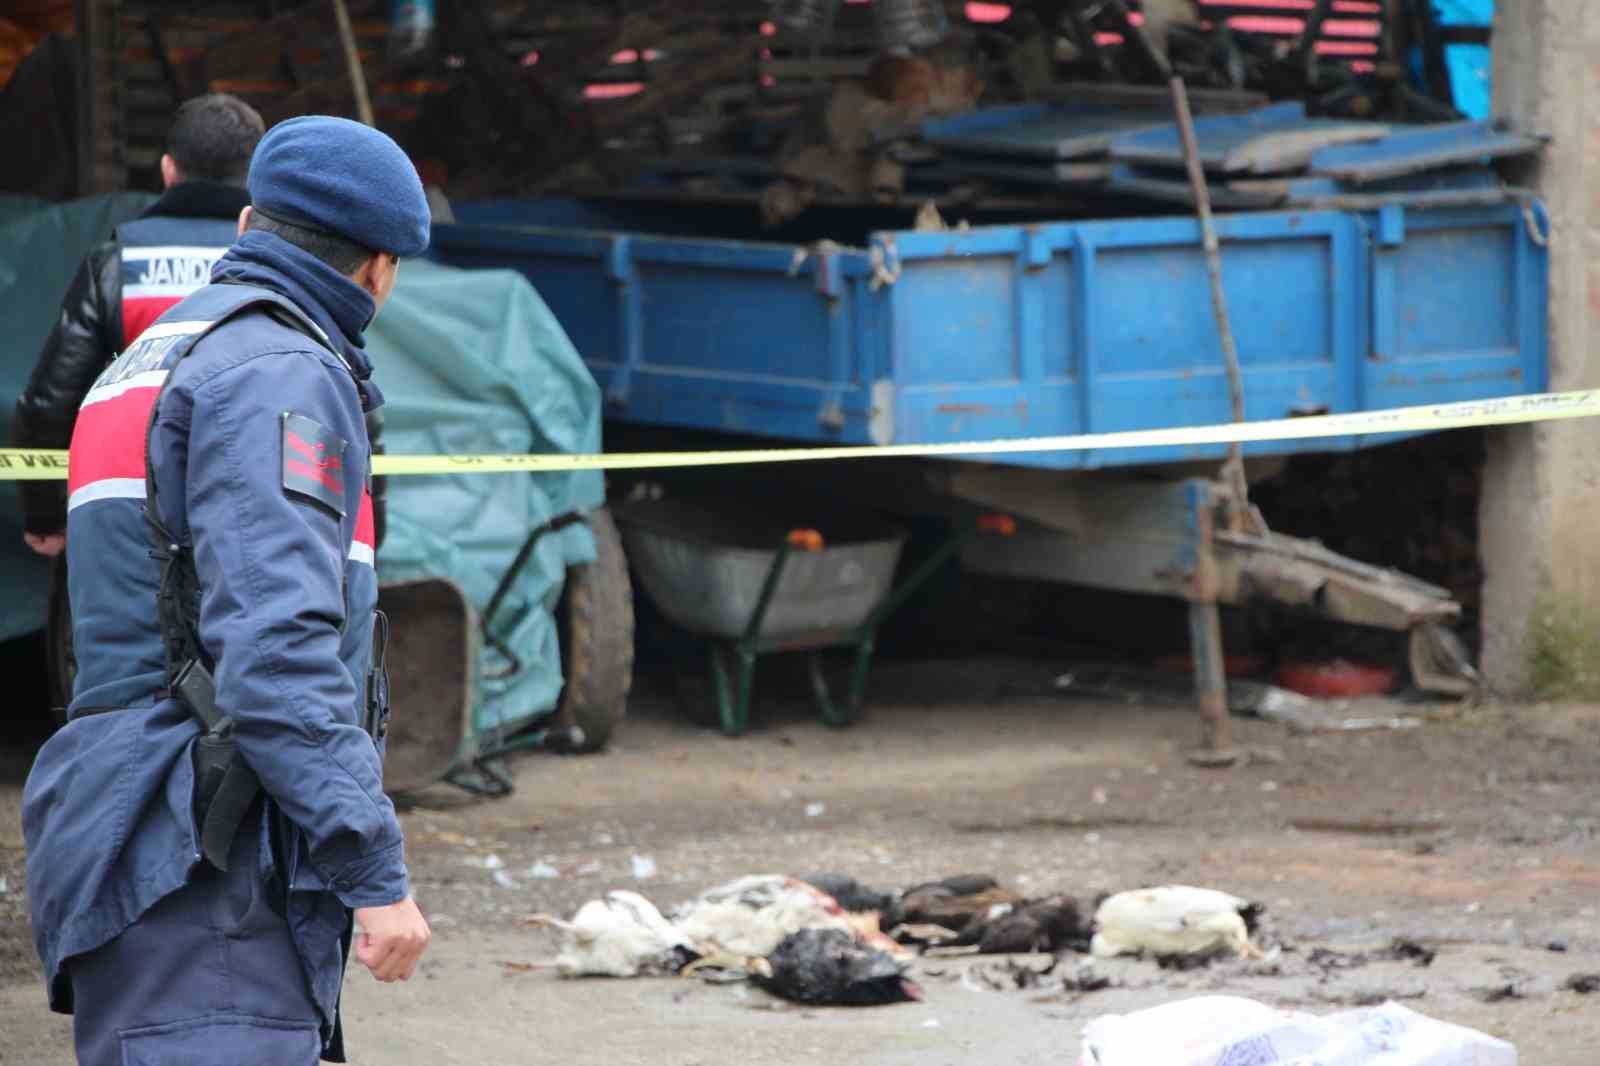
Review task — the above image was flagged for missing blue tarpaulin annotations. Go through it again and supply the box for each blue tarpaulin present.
[1433,0,1493,120]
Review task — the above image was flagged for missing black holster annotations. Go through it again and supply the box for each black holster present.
[173,658,260,872]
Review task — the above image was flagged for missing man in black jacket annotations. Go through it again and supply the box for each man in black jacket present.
[10,93,263,557]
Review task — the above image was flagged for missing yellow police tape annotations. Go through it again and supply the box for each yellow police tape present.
[0,389,1595,480]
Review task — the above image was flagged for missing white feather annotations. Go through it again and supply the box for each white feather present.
[1090,885,1254,960]
[540,890,693,977]
[672,874,855,958]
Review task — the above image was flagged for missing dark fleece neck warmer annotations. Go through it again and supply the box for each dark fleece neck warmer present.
[211,229,385,409]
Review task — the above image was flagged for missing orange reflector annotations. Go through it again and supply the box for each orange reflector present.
[787,529,825,552]
[977,514,1016,536]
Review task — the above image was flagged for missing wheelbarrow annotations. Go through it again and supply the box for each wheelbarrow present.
[616,496,1012,735]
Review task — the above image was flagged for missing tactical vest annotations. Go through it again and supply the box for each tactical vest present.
[116,215,239,349]
[66,282,380,722]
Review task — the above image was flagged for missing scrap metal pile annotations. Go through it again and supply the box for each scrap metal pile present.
[494,0,1530,223]
[96,1,1510,212]
[671,86,1546,228]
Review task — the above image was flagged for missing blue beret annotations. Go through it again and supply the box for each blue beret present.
[248,116,430,257]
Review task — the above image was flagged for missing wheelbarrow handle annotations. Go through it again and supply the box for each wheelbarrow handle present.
[860,511,1017,631]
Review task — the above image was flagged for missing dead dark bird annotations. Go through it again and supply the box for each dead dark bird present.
[957,895,1088,955]
[1387,937,1436,967]
[888,875,1020,930]
[905,874,998,897]
[755,928,922,1007]
[1309,937,1436,973]
[804,874,895,915]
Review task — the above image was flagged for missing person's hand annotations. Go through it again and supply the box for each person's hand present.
[23,532,65,557]
[353,896,431,982]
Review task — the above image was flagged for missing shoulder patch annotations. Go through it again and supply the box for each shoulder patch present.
[282,412,349,517]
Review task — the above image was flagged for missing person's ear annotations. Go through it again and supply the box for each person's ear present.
[351,252,378,297]
[160,154,182,189]
[236,205,252,238]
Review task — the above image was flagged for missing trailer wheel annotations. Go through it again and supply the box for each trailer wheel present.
[552,507,634,753]
[46,555,74,723]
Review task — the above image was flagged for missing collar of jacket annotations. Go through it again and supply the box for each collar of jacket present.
[140,181,251,221]
[211,230,384,409]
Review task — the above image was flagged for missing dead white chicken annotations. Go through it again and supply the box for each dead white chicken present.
[672,875,860,959]
[525,890,698,978]
[1090,885,1261,962]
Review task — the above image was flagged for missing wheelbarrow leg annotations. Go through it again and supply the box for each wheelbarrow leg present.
[1187,600,1239,766]
[804,516,1005,730]
[848,631,875,716]
[709,642,757,737]
[705,539,798,736]
[809,629,876,729]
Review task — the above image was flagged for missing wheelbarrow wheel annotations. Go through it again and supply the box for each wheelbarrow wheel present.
[552,507,634,753]
[46,554,74,723]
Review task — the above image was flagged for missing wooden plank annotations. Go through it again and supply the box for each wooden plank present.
[586,40,755,137]
[1039,81,1269,114]
[123,84,175,111]
[77,0,125,194]
[755,56,873,80]
[185,2,352,93]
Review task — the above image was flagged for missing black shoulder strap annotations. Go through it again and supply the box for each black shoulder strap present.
[140,291,336,685]
[140,290,332,528]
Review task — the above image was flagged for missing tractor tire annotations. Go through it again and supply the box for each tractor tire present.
[46,554,74,723]
[552,506,634,753]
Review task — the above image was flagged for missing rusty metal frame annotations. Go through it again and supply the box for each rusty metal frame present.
[943,464,1472,757]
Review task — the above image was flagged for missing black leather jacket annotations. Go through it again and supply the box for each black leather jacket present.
[10,182,388,546]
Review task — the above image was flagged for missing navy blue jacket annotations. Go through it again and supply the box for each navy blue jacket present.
[23,232,406,1049]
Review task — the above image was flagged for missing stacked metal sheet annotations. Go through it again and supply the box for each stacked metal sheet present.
[911,97,1546,211]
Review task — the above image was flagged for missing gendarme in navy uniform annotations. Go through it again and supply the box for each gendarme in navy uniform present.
[23,115,434,1065]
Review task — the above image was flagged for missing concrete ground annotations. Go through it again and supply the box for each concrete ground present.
[4,655,1600,1064]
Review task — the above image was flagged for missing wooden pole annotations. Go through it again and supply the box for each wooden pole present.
[1169,74,1256,533]
[331,0,375,126]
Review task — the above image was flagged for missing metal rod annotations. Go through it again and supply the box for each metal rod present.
[1106,0,1169,79]
[865,523,974,629]
[332,0,375,126]
[1169,74,1255,531]
[1059,2,1115,78]
[1186,600,1235,760]
[743,541,794,645]
[1295,0,1334,85]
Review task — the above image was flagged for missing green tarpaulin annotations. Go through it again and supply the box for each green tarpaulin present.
[0,196,603,736]
[0,192,156,642]
[367,258,604,736]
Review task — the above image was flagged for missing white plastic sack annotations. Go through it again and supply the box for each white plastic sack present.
[1077,995,1516,1066]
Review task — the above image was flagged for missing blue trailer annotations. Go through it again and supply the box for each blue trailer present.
[435,198,1545,462]
[430,194,1547,754]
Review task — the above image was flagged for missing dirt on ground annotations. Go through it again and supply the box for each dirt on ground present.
[3,655,1600,1064]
